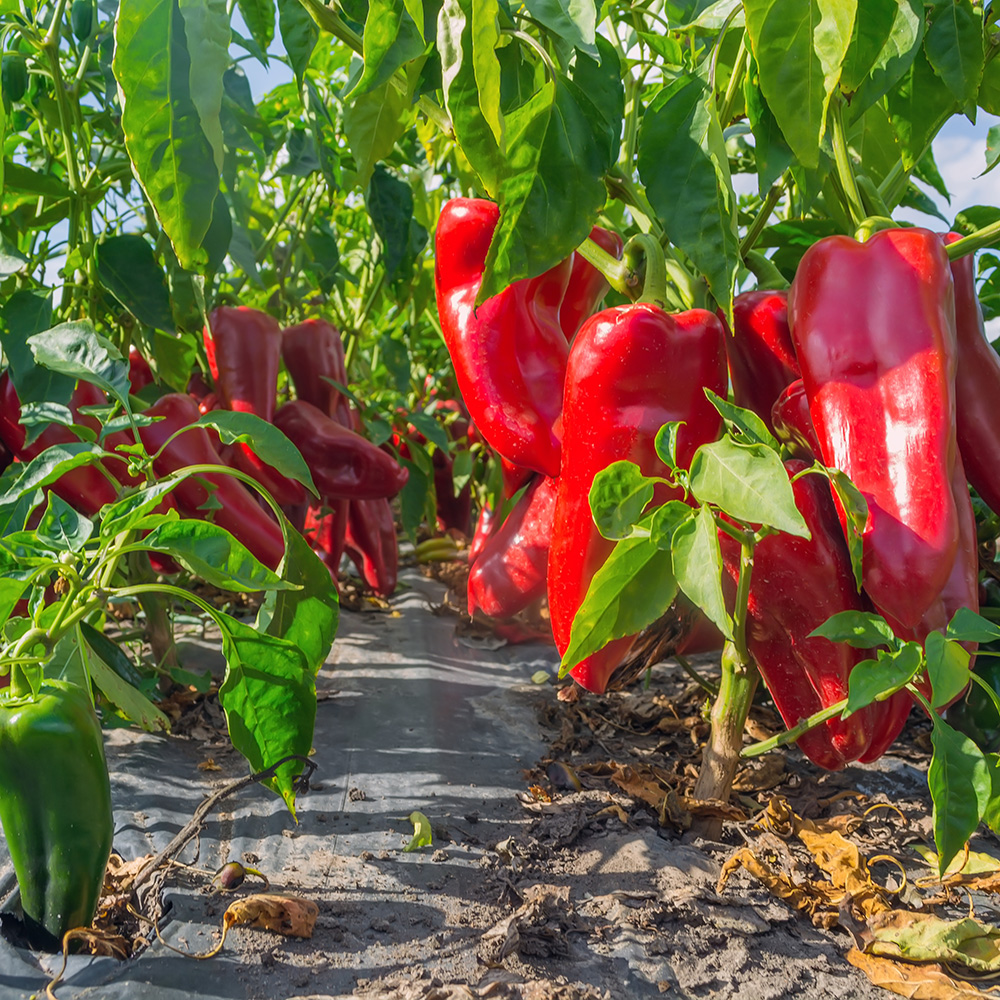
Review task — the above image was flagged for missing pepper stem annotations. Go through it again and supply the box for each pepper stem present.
[829,96,866,228]
[575,236,631,297]
[945,218,1000,261]
[623,234,668,308]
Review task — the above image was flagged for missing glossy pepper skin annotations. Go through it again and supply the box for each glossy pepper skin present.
[549,304,727,693]
[945,232,1000,516]
[138,393,287,570]
[720,461,880,769]
[726,290,799,433]
[274,400,408,501]
[558,226,624,340]
[788,228,960,630]
[771,379,821,461]
[0,679,113,947]
[435,198,570,479]
[303,500,349,581]
[468,475,558,619]
[281,318,348,420]
[468,503,496,564]
[205,306,305,507]
[345,497,398,596]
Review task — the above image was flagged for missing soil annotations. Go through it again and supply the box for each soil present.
[3,568,996,1000]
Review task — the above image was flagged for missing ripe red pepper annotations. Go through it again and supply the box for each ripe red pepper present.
[345,497,398,596]
[468,475,558,619]
[771,379,821,460]
[205,306,305,507]
[549,304,727,693]
[725,290,798,433]
[945,232,1000,516]
[788,228,960,630]
[127,346,154,394]
[558,226,624,340]
[720,461,883,769]
[468,503,496,564]
[303,500,349,581]
[281,318,348,419]
[138,393,286,570]
[434,198,570,479]
[274,400,408,501]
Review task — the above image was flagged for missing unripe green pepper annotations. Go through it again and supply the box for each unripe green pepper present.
[70,0,93,40]
[2,54,28,104]
[0,678,113,948]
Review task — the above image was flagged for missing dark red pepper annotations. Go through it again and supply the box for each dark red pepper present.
[558,226,624,340]
[274,400,408,501]
[549,304,727,693]
[344,497,398,597]
[725,290,798,433]
[435,198,570,479]
[205,306,305,507]
[127,347,154,394]
[771,379,821,460]
[468,475,557,619]
[788,228,960,630]
[302,500,349,582]
[281,318,348,419]
[138,393,286,570]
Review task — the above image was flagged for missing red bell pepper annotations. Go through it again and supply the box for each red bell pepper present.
[281,318,348,419]
[468,475,558,619]
[138,393,286,570]
[205,306,305,507]
[788,228,960,630]
[345,497,398,597]
[558,226,624,340]
[434,198,570,479]
[549,304,727,694]
[274,400,408,501]
[945,232,1000,516]
[726,290,798,433]
[771,379,821,460]
[720,461,884,769]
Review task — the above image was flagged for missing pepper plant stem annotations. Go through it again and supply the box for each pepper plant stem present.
[829,97,866,228]
[575,237,632,296]
[945,219,1000,260]
[741,699,847,758]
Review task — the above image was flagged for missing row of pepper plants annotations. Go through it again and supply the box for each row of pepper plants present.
[2,0,1000,955]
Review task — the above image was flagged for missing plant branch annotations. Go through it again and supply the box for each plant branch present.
[741,699,846,758]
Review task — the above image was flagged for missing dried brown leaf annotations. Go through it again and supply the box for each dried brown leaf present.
[868,912,1000,973]
[223,893,318,938]
[846,946,998,999]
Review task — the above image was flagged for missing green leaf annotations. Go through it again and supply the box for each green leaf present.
[351,0,425,98]
[671,504,732,639]
[982,126,1000,179]
[979,53,1000,116]
[588,461,654,540]
[278,0,318,85]
[843,643,922,716]
[218,612,315,815]
[343,80,412,190]
[851,0,923,116]
[839,0,897,94]
[452,448,473,493]
[236,0,275,54]
[28,322,131,411]
[923,0,984,109]
[36,494,94,553]
[100,479,181,540]
[744,50,794,191]
[654,422,684,471]
[83,629,170,732]
[704,388,779,449]
[196,412,317,496]
[408,412,450,454]
[925,631,971,711]
[929,714,990,875]
[403,809,433,851]
[521,0,596,58]
[114,0,227,271]
[649,500,695,551]
[0,443,107,506]
[827,468,867,590]
[886,46,959,170]
[743,0,856,169]
[398,455,432,542]
[560,537,677,673]
[477,75,607,303]
[141,520,296,592]
[949,608,1000,643]
[367,166,415,283]
[0,576,29,626]
[687,438,809,537]
[637,67,739,316]
[810,609,898,648]
[984,753,1000,835]
[438,0,505,196]
[258,516,339,675]
[96,235,175,332]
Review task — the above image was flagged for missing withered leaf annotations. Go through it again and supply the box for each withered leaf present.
[224,894,318,939]
[868,912,1000,973]
[846,946,997,999]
